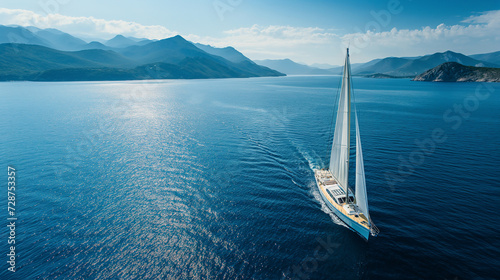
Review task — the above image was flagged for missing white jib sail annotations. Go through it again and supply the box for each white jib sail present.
[355,110,370,222]
[329,52,351,193]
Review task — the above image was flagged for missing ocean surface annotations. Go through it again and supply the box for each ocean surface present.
[0,76,499,279]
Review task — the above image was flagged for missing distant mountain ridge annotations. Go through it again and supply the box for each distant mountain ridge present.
[0,35,284,81]
[1,25,96,51]
[0,25,51,47]
[469,51,500,66]
[0,44,134,78]
[105,35,153,48]
[194,43,253,63]
[254,59,336,75]
[354,51,499,77]
[31,27,88,51]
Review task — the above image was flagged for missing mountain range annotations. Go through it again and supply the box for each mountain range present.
[1,24,499,81]
[354,51,499,76]
[254,59,335,75]
[0,25,284,81]
[256,51,500,77]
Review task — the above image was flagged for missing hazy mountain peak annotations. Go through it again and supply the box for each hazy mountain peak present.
[193,42,253,63]
[0,25,51,47]
[41,28,67,35]
[24,26,42,33]
[105,35,137,48]
[254,58,337,75]
[171,35,187,41]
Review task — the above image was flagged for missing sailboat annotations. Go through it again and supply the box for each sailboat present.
[314,48,379,241]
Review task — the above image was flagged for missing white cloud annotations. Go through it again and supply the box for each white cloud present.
[0,8,177,40]
[188,25,343,65]
[192,10,500,64]
[221,25,336,46]
[340,10,500,63]
[462,10,500,26]
[0,8,499,65]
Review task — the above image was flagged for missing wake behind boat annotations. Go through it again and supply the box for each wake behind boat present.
[314,48,379,241]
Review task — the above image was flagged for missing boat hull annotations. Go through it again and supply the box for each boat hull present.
[314,171,370,241]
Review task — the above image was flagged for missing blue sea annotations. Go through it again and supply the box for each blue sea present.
[0,76,499,279]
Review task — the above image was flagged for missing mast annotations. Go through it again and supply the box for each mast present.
[345,48,351,205]
[329,48,352,200]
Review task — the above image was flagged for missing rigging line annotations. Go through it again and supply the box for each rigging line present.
[350,59,359,150]
[326,68,343,168]
[349,54,358,202]
[348,54,358,184]
[350,58,357,112]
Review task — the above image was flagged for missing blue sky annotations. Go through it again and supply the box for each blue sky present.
[0,0,499,65]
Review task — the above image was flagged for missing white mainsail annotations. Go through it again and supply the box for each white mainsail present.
[355,110,370,223]
[329,51,351,193]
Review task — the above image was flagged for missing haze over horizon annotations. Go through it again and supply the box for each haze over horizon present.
[0,0,499,65]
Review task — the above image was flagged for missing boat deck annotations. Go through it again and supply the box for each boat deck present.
[314,169,370,229]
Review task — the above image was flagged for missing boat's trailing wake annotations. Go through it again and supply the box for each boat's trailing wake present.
[289,140,320,171]
[287,131,349,229]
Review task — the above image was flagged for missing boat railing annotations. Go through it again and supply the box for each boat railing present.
[370,219,380,237]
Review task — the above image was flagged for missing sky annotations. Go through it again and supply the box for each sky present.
[0,0,499,65]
